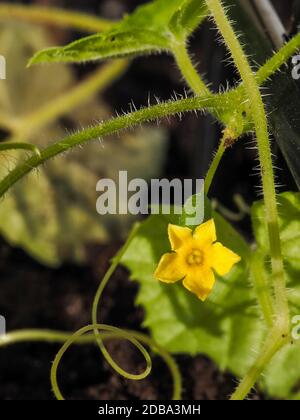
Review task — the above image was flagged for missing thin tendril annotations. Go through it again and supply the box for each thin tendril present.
[50,223,182,400]
[0,142,41,156]
[0,329,181,400]
[50,324,152,400]
[91,223,150,380]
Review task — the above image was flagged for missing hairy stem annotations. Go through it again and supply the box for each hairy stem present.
[206,0,289,327]
[220,33,300,114]
[172,42,211,96]
[256,33,300,85]
[171,41,229,195]
[206,0,289,398]
[230,329,289,400]
[0,95,222,198]
[172,40,230,195]
[0,3,113,33]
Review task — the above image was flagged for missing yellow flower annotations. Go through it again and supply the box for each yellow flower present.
[154,219,241,301]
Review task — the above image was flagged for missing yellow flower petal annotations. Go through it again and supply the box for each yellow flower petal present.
[211,242,241,276]
[183,268,215,301]
[154,252,186,283]
[193,219,216,246]
[168,224,192,250]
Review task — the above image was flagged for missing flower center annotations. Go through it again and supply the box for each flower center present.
[186,248,203,266]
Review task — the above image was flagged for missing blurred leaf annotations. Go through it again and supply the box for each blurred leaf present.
[0,23,168,266]
[252,192,300,314]
[251,191,300,398]
[0,23,72,115]
[29,0,208,65]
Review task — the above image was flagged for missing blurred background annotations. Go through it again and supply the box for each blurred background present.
[0,0,298,400]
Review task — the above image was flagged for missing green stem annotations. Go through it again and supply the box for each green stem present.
[206,0,289,327]
[14,60,129,139]
[91,223,143,380]
[217,33,300,127]
[203,27,300,190]
[0,95,222,198]
[0,329,181,400]
[250,251,274,328]
[206,0,289,398]
[172,41,229,196]
[47,223,182,400]
[219,33,300,118]
[0,3,113,33]
[0,329,94,346]
[204,137,226,195]
[172,42,211,96]
[257,33,300,85]
[52,324,152,400]
[231,329,289,400]
[0,142,40,156]
[49,324,181,401]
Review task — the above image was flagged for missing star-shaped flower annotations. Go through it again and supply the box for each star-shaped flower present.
[154,219,241,301]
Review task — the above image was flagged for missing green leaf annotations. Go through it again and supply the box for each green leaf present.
[29,30,171,65]
[121,208,261,379]
[121,191,300,399]
[251,191,300,398]
[169,0,208,38]
[252,191,300,311]
[29,0,208,66]
[0,23,168,266]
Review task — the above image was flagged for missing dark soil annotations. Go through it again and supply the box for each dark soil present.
[0,240,238,400]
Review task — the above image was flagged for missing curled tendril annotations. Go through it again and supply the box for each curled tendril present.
[51,324,153,400]
[50,223,183,400]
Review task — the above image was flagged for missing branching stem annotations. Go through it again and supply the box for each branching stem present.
[205,0,290,399]
[0,95,222,198]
